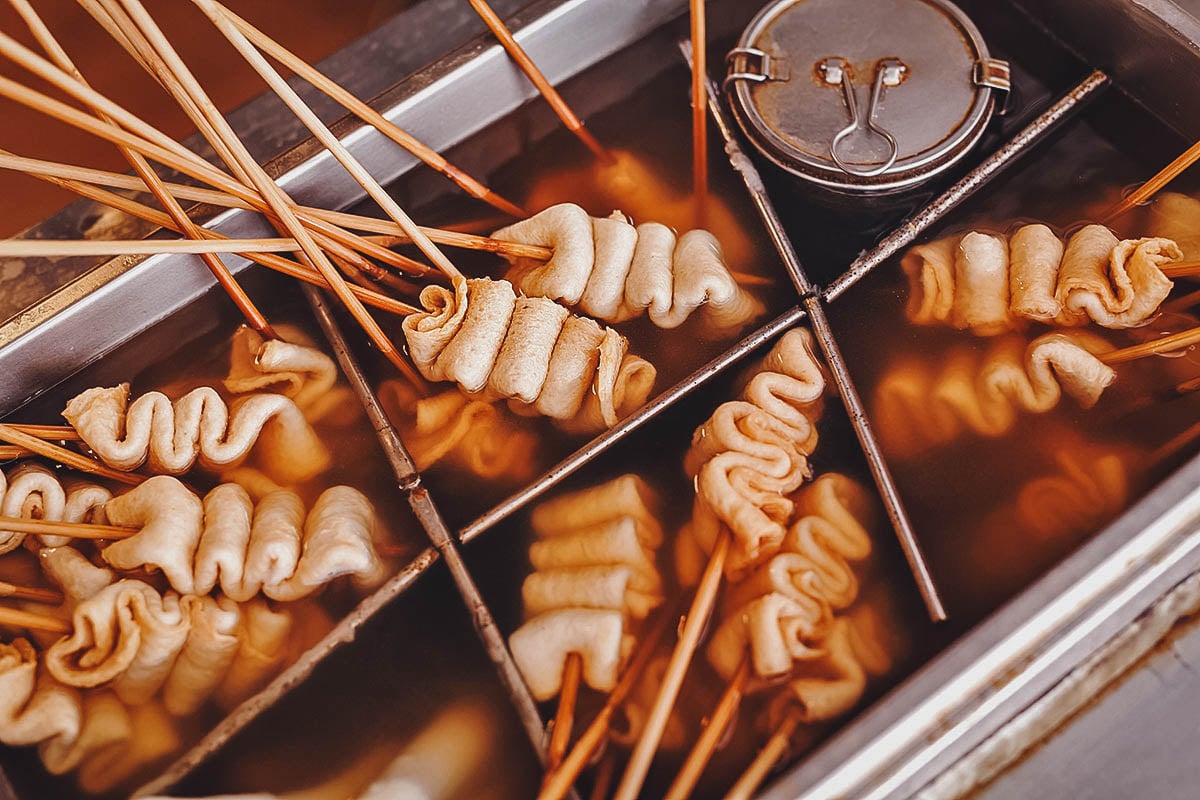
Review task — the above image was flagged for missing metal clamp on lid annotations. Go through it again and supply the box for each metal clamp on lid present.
[974,56,1013,114]
[724,47,789,90]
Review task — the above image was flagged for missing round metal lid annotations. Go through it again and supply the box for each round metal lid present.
[727,0,1009,193]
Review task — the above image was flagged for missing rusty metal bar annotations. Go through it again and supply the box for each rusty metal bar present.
[298,284,553,768]
[685,40,945,621]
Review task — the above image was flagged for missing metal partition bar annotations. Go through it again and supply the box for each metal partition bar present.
[687,40,945,621]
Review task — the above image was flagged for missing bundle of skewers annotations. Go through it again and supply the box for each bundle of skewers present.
[0,0,768,447]
[0,0,776,794]
[514,329,907,800]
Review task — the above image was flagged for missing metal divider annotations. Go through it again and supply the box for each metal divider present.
[138,67,1109,800]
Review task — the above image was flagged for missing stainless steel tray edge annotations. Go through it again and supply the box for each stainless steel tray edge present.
[0,0,688,416]
[762,450,1200,800]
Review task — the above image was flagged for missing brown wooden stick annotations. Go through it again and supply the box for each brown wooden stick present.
[213,2,525,218]
[722,705,806,800]
[0,32,430,279]
[17,169,419,315]
[467,0,611,163]
[1099,324,1200,365]
[1105,138,1200,221]
[1162,260,1200,278]
[0,581,64,606]
[612,529,731,800]
[547,651,583,770]
[196,0,465,286]
[0,517,136,540]
[587,750,616,800]
[538,597,682,800]
[0,424,142,486]
[690,0,708,226]
[0,238,310,257]
[111,0,421,384]
[3,424,80,441]
[0,605,71,635]
[6,0,278,340]
[0,447,30,460]
[664,655,751,800]
[304,207,551,260]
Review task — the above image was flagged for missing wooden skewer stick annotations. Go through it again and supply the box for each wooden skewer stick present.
[0,517,136,540]
[538,597,682,800]
[722,705,806,800]
[467,0,612,163]
[108,0,422,385]
[0,424,141,486]
[612,529,732,800]
[663,655,752,800]
[195,0,465,286]
[1163,287,1200,314]
[0,152,532,263]
[1099,324,1200,365]
[690,0,708,226]
[0,33,431,279]
[1105,137,1200,221]
[0,238,311,257]
[304,207,551,260]
[18,167,419,315]
[0,581,64,606]
[6,0,278,340]
[0,605,71,635]
[547,651,584,770]
[1162,260,1200,278]
[2,424,79,441]
[588,750,616,800]
[0,447,31,460]
[212,2,526,218]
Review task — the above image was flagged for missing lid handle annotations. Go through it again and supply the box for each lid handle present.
[974,57,1012,115]
[724,47,789,90]
[821,57,906,178]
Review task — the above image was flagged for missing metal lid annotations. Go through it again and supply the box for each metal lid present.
[726,0,1010,195]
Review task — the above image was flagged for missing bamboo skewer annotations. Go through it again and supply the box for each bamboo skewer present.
[547,651,583,770]
[0,151,536,261]
[587,751,616,800]
[723,706,806,800]
[0,606,71,635]
[193,0,466,286]
[690,0,708,224]
[612,529,732,800]
[1162,260,1200,278]
[3,424,80,441]
[14,168,419,315]
[0,32,432,279]
[467,0,612,163]
[6,0,277,340]
[1099,324,1200,365]
[0,424,141,486]
[663,655,751,800]
[0,447,31,460]
[538,599,682,800]
[1105,137,1200,221]
[0,581,64,606]
[0,238,312,257]
[212,3,526,218]
[0,517,136,541]
[101,0,421,385]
